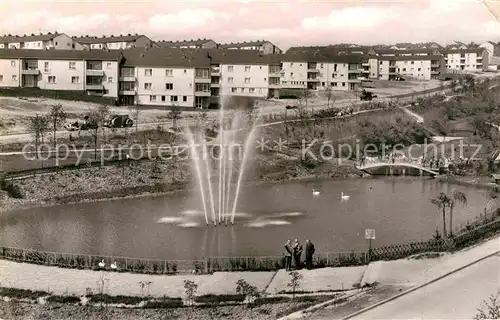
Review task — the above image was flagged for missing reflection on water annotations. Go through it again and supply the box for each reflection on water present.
[0,177,489,260]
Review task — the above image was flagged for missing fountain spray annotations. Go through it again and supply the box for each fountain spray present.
[186,128,209,225]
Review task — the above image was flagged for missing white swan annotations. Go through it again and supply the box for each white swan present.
[110,262,118,270]
[98,260,106,268]
[341,192,350,201]
[312,189,320,196]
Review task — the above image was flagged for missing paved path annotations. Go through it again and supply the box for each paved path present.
[350,254,500,319]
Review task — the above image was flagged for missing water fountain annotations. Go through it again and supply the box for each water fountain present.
[186,96,260,227]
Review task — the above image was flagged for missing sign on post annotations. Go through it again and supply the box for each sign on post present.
[365,229,375,240]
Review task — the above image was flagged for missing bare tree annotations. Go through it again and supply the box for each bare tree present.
[128,104,141,136]
[27,114,50,159]
[325,85,335,110]
[97,105,110,143]
[167,104,182,129]
[48,103,66,149]
[475,290,500,319]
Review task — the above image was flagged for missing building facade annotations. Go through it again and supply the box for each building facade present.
[0,33,82,50]
[376,55,444,81]
[0,49,122,98]
[443,48,487,72]
[73,34,153,50]
[219,41,282,54]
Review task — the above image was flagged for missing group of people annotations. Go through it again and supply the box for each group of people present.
[284,239,315,271]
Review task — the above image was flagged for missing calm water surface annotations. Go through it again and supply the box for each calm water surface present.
[0,178,489,260]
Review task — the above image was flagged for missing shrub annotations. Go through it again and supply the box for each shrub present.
[194,294,246,304]
[87,294,144,305]
[47,295,81,304]
[0,287,48,299]
[143,297,183,309]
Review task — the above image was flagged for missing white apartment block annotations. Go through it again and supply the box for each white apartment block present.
[479,41,500,70]
[281,55,366,91]
[0,33,82,50]
[443,48,487,72]
[0,49,122,98]
[73,34,153,50]
[376,55,444,81]
[220,64,270,98]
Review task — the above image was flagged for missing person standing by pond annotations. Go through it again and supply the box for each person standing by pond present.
[292,239,303,269]
[305,239,315,270]
[284,239,293,271]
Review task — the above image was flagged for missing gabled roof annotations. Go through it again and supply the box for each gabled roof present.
[73,34,149,44]
[377,55,442,61]
[156,39,216,48]
[0,32,65,43]
[286,45,371,56]
[281,50,365,63]
[443,48,484,54]
[219,40,273,48]
[121,48,211,68]
[0,48,123,61]
[205,49,282,65]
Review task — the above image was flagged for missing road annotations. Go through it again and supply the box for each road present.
[347,253,500,320]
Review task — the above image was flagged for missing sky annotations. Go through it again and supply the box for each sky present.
[0,0,500,50]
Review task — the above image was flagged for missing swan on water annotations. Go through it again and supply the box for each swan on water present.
[110,261,118,270]
[313,189,320,196]
[98,260,106,268]
[341,192,350,201]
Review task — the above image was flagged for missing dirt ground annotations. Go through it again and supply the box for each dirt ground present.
[0,79,446,137]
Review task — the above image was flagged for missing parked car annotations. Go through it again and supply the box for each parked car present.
[105,115,133,128]
[360,90,377,101]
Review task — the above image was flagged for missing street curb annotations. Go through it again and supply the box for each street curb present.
[339,249,500,320]
[276,290,362,320]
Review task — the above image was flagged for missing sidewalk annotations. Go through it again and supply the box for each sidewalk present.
[0,236,498,299]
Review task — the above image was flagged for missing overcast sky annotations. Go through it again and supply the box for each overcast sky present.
[1,0,499,50]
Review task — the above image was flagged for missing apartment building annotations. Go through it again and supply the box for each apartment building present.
[119,48,211,108]
[0,33,82,50]
[479,41,500,70]
[443,48,487,72]
[207,50,282,100]
[219,40,282,54]
[156,39,218,49]
[375,55,444,81]
[280,52,366,91]
[73,34,153,50]
[0,49,122,98]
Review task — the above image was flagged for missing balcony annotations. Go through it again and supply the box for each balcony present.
[86,69,104,76]
[119,75,135,82]
[269,83,280,88]
[119,90,136,95]
[269,70,282,77]
[195,91,211,97]
[431,63,440,67]
[307,68,319,73]
[211,67,221,76]
[307,78,319,82]
[22,68,40,75]
[195,77,211,84]
[362,62,370,67]
[211,82,220,88]
[348,69,361,73]
[431,71,440,75]
[86,84,104,90]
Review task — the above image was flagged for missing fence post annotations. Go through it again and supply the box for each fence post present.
[204,258,208,274]
[22,249,26,261]
[125,257,128,270]
[326,253,329,266]
[164,260,166,274]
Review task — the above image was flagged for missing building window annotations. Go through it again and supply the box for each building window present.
[144,83,152,90]
[106,62,112,69]
[0,75,3,82]
[107,77,113,83]
[402,68,406,71]
[228,66,234,72]
[184,70,187,74]
[411,61,414,64]
[171,96,178,102]
[48,76,56,83]
[183,96,187,102]
[150,95,156,102]
[231,88,237,92]
[249,88,255,93]
[244,77,251,84]
[44,62,50,72]
[227,77,234,84]
[240,88,245,93]
[258,88,262,93]
[290,72,294,77]
[161,96,166,102]
[244,66,251,72]
[145,69,152,76]
[10,60,15,67]
[12,75,17,82]
[71,76,79,84]
[165,83,173,90]
[195,83,209,92]
[195,69,209,78]
[342,82,345,87]
[166,69,173,77]
[418,68,421,71]
[69,62,76,70]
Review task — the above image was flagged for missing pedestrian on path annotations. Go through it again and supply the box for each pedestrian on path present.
[292,239,303,270]
[305,239,315,270]
[284,239,293,271]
